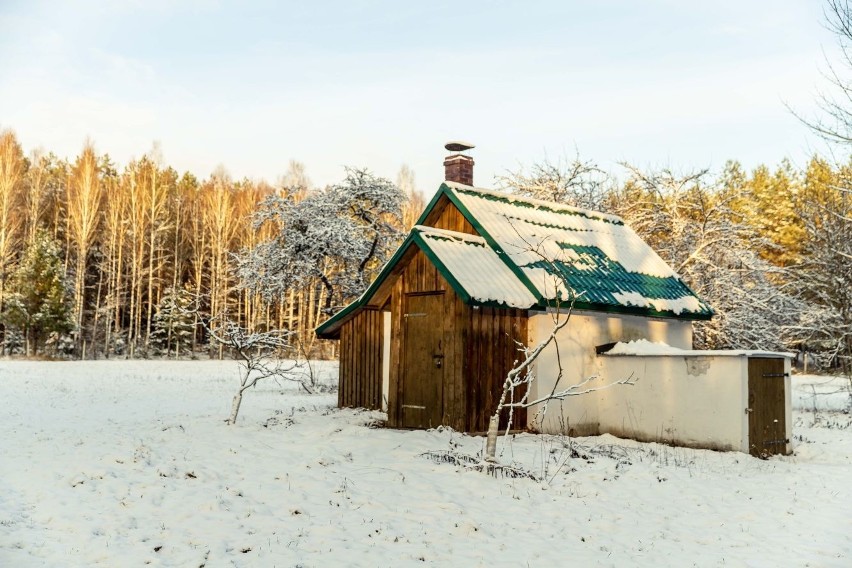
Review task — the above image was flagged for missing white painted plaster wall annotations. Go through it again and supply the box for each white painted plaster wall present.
[595,355,746,451]
[527,307,793,452]
[528,310,693,434]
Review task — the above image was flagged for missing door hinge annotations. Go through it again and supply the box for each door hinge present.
[404,313,426,318]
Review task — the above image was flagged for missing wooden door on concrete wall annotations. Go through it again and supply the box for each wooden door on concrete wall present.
[747,358,788,457]
[401,292,445,428]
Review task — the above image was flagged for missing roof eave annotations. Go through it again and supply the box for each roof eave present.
[535,298,714,321]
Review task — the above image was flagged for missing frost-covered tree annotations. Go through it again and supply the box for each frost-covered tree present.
[789,158,852,374]
[151,285,197,358]
[1,231,73,355]
[500,159,801,351]
[614,165,803,351]
[496,150,610,210]
[239,167,405,313]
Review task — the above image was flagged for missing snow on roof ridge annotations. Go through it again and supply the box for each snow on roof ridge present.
[442,181,624,224]
[414,225,487,245]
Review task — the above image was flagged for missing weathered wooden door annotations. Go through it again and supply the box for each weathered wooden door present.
[401,292,444,428]
[747,358,788,457]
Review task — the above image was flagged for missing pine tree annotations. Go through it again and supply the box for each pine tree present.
[151,285,197,358]
[1,231,73,356]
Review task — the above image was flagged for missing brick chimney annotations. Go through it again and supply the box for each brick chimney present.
[443,141,475,186]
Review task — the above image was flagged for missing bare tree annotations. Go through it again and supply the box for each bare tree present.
[482,241,637,464]
[496,150,609,210]
[792,0,852,143]
[204,316,309,425]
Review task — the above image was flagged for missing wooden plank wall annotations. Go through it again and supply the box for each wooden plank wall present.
[463,307,529,432]
[387,248,469,430]
[338,308,383,410]
[385,245,530,432]
[747,358,788,457]
[425,198,478,235]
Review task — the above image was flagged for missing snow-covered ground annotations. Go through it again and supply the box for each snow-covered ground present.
[1,361,850,567]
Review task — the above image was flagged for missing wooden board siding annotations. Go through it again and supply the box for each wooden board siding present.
[400,292,445,428]
[463,307,528,432]
[338,308,383,410]
[422,195,478,235]
[385,246,530,432]
[747,358,789,457]
[388,248,469,431]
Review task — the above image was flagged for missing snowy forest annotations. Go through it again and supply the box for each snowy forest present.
[0,128,850,372]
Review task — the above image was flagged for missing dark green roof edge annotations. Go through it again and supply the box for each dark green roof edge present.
[412,182,453,227]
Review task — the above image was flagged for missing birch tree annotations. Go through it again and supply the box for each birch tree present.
[0,131,25,322]
[397,164,425,229]
[67,141,104,355]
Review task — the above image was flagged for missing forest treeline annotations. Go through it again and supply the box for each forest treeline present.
[0,129,851,373]
[0,130,422,359]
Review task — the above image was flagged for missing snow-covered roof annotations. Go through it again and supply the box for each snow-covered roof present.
[316,182,713,338]
[415,226,538,309]
[444,183,713,318]
[604,339,793,359]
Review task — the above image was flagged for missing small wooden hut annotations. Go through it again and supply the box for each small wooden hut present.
[316,155,715,432]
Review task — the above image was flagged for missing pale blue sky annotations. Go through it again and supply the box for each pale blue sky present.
[0,0,838,193]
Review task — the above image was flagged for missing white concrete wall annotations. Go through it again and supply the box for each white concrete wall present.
[528,310,693,434]
[595,355,747,451]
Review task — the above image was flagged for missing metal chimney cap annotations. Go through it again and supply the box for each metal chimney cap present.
[444,141,475,152]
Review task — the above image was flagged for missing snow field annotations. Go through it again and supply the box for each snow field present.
[1,361,850,567]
